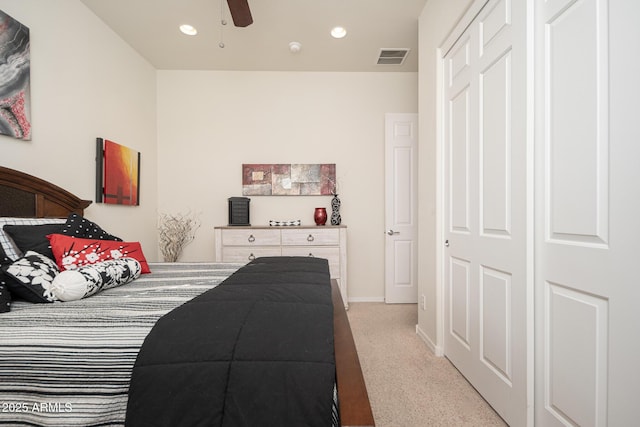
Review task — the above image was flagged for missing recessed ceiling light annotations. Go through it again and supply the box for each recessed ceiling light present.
[179,24,198,36]
[289,41,302,53]
[331,26,347,39]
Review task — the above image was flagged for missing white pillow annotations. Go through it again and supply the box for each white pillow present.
[50,258,141,301]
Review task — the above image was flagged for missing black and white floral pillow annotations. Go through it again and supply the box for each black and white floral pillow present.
[2,251,60,303]
[50,258,141,301]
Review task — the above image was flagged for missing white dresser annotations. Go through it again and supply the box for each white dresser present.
[214,225,348,308]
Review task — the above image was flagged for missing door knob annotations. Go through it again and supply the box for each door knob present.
[445,239,450,247]
[386,229,400,236]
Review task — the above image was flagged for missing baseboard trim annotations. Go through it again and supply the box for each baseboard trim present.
[416,324,444,357]
[348,297,385,303]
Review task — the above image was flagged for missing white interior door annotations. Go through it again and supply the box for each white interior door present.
[442,0,530,425]
[534,0,640,425]
[384,113,418,304]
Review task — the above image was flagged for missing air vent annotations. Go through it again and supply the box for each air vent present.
[376,48,410,65]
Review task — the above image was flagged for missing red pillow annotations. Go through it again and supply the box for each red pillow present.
[47,234,150,274]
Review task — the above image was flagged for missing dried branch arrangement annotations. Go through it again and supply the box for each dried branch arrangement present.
[158,211,201,262]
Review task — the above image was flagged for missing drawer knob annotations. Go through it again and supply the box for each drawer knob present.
[307,234,314,242]
[308,253,314,257]
[248,253,255,261]
[248,234,256,243]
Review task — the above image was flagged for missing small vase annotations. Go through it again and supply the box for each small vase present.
[330,194,341,225]
[314,207,327,226]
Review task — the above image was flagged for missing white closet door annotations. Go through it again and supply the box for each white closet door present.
[442,0,530,425]
[535,0,640,425]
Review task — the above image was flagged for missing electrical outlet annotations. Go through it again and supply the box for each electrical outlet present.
[421,295,426,310]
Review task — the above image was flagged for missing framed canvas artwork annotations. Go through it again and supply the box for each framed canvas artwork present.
[0,10,31,140]
[95,138,140,205]
[242,164,336,196]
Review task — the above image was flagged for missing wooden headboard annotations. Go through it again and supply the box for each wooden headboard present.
[0,166,91,217]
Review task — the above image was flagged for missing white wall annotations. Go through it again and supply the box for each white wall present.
[0,0,158,257]
[157,70,418,300]
[0,0,419,301]
[417,0,475,351]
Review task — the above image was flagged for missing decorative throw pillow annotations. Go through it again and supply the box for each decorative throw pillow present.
[3,223,65,260]
[49,258,142,301]
[2,251,60,303]
[0,245,12,312]
[47,234,150,274]
[0,282,10,312]
[0,218,66,261]
[60,213,122,241]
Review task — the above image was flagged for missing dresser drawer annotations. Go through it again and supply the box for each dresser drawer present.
[221,246,281,262]
[281,228,340,246]
[281,247,340,278]
[221,229,281,246]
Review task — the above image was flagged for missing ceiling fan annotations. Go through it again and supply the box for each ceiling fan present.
[226,0,253,27]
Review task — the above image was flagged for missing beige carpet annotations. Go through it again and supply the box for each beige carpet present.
[347,302,507,427]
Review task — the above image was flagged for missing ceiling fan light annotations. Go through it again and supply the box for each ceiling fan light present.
[179,24,198,36]
[331,26,347,39]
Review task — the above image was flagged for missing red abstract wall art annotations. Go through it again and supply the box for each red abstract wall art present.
[96,138,140,206]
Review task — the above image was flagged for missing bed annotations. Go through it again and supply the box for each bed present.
[0,165,374,427]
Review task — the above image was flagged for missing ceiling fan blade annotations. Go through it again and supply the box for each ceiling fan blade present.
[226,0,253,27]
